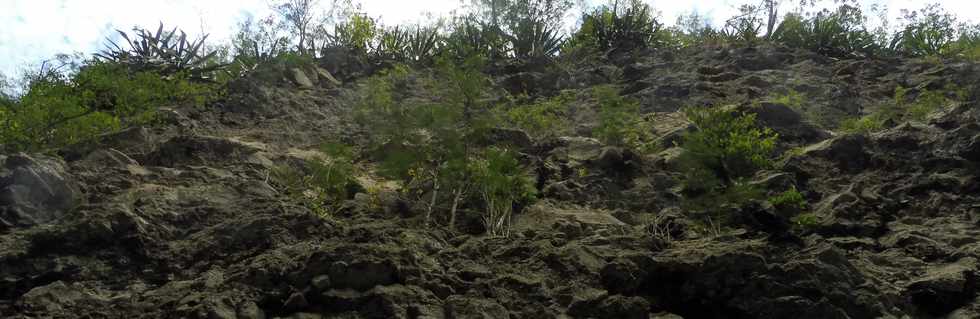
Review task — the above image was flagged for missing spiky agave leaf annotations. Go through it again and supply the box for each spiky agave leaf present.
[96,22,226,81]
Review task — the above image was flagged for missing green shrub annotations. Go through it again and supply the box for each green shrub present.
[272,142,357,218]
[769,88,804,109]
[890,4,959,57]
[769,186,806,211]
[720,4,763,45]
[470,147,537,237]
[403,25,445,64]
[567,0,665,56]
[507,16,565,60]
[502,91,573,139]
[791,213,820,230]
[445,18,509,61]
[229,15,290,77]
[680,106,778,192]
[0,62,215,152]
[330,13,378,55]
[772,5,879,58]
[839,85,959,134]
[592,85,656,153]
[839,115,885,134]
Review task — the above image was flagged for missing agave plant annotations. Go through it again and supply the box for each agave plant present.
[571,0,661,56]
[506,17,564,60]
[772,6,878,58]
[373,26,410,62]
[405,25,444,64]
[446,19,508,60]
[95,22,225,81]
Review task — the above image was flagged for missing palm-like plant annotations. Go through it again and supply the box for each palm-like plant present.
[405,25,444,64]
[772,6,878,58]
[507,17,564,60]
[570,0,662,56]
[95,22,225,81]
[374,26,409,62]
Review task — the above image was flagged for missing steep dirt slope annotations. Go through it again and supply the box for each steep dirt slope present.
[2,45,980,318]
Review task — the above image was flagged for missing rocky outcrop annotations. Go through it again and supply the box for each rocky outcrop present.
[0,154,79,230]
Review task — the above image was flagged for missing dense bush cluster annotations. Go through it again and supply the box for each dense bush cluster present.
[0,62,216,152]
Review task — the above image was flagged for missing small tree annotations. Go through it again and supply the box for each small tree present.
[271,0,322,54]
[680,106,778,192]
[471,147,536,237]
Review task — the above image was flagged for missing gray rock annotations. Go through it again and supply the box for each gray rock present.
[291,68,315,89]
[445,295,510,319]
[0,153,78,229]
[315,67,342,87]
[18,281,87,312]
[906,257,978,316]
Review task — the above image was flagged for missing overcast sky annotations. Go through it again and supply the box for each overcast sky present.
[2,0,979,79]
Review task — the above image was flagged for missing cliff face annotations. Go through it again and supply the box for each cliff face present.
[2,44,980,319]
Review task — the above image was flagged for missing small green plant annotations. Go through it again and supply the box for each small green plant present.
[769,89,805,109]
[769,186,806,211]
[272,142,357,218]
[839,85,959,134]
[507,16,565,60]
[502,91,572,139]
[679,106,778,192]
[791,213,820,230]
[720,4,763,45]
[839,114,885,134]
[592,85,656,153]
[471,147,537,237]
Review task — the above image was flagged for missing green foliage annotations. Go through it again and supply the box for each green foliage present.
[272,142,357,218]
[791,213,820,230]
[568,0,665,55]
[839,85,960,134]
[470,147,537,237]
[592,85,656,153]
[404,25,445,64]
[769,186,806,211]
[330,13,378,55]
[769,89,804,109]
[839,114,885,134]
[507,16,565,60]
[0,62,215,152]
[720,4,763,45]
[502,91,573,139]
[95,23,225,81]
[228,15,290,76]
[445,19,509,61]
[772,5,879,58]
[680,106,778,193]
[890,4,960,57]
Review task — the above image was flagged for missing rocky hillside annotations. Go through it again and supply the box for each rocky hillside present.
[2,44,980,319]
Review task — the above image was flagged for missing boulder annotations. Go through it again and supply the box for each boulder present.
[291,68,315,89]
[906,257,978,316]
[0,153,79,229]
[444,296,510,319]
[315,67,342,88]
